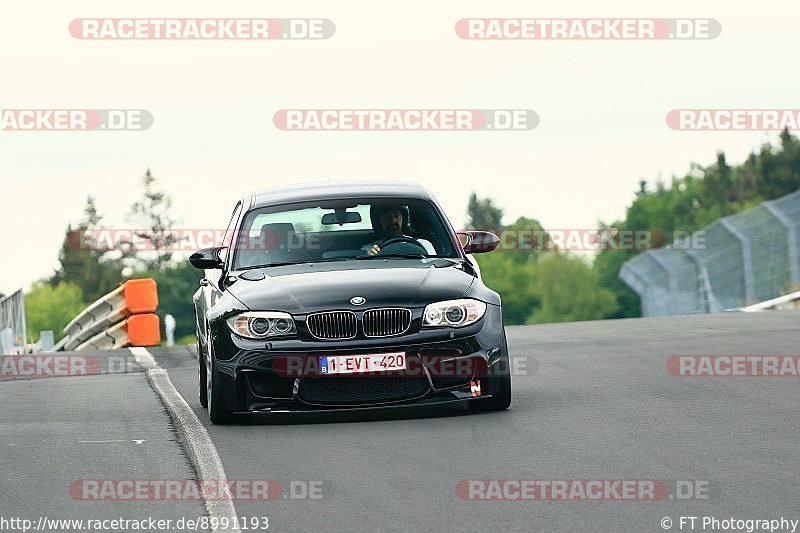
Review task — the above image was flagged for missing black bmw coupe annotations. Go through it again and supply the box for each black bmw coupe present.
[190,182,511,423]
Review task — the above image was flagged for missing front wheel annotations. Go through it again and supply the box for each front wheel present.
[207,331,236,425]
[471,332,512,412]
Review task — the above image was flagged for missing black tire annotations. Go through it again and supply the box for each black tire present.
[471,332,512,412]
[207,332,236,425]
[197,325,208,408]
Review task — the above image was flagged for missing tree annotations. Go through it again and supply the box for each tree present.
[477,248,619,325]
[754,129,800,200]
[466,193,504,230]
[593,247,640,318]
[473,215,551,324]
[51,196,125,303]
[25,281,86,341]
[127,168,181,269]
[528,252,617,324]
[503,216,549,264]
[701,152,733,207]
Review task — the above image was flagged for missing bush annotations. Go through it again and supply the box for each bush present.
[528,253,618,324]
[25,281,86,342]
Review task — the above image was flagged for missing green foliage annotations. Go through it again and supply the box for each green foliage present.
[471,211,550,324]
[25,281,86,341]
[472,198,615,325]
[527,253,617,324]
[475,251,538,324]
[593,248,640,318]
[751,130,800,200]
[503,216,549,264]
[477,250,617,325]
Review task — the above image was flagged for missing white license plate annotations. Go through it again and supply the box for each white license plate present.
[319,352,406,375]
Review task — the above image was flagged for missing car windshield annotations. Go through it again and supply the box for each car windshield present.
[231,198,459,269]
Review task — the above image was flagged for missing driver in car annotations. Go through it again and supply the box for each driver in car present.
[365,204,435,256]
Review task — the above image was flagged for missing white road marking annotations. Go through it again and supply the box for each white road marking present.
[132,347,241,533]
[130,346,158,370]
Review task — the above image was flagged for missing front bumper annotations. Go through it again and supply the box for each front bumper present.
[209,304,507,414]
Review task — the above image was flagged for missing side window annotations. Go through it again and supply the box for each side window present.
[218,201,242,263]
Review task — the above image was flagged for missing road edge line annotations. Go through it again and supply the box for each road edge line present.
[133,347,242,533]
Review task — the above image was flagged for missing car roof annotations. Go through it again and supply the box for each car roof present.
[247,181,432,210]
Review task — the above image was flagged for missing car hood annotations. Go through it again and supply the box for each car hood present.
[226,259,476,314]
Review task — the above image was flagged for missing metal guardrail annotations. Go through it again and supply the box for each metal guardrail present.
[0,289,26,354]
[740,290,800,312]
[56,279,161,351]
[620,188,800,316]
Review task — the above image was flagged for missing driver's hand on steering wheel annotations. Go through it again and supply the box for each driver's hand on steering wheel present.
[367,244,381,256]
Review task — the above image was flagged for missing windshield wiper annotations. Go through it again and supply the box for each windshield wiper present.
[242,257,353,268]
[356,253,428,260]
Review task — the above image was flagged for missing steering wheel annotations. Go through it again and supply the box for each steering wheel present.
[377,236,427,254]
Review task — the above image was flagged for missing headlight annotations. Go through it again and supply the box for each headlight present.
[226,311,297,339]
[422,299,486,328]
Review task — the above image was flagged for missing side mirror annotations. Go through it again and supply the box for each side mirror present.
[189,247,225,269]
[459,231,500,254]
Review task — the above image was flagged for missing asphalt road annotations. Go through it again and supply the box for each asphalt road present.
[1,311,798,532]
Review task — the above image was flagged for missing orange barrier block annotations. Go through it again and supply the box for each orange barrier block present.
[127,313,161,346]
[124,278,159,314]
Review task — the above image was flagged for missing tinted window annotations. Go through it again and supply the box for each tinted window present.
[232,198,457,269]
